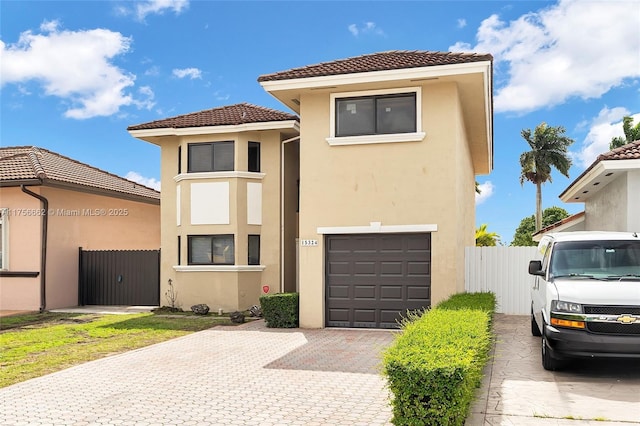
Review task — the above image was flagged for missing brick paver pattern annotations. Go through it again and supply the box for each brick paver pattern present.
[0,320,396,425]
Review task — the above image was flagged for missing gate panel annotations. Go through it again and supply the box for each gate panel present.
[79,249,160,306]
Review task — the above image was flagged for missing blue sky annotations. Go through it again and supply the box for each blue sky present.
[1,0,639,244]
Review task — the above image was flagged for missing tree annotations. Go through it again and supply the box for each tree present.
[511,207,570,246]
[519,122,574,231]
[475,224,500,246]
[610,116,640,150]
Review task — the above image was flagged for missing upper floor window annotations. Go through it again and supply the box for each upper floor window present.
[187,142,234,173]
[336,93,416,137]
[248,142,260,172]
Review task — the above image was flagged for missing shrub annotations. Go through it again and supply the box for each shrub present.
[383,293,494,425]
[436,292,496,312]
[259,293,299,328]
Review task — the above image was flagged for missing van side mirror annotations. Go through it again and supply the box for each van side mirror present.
[528,260,544,276]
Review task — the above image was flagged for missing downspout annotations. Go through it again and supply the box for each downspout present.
[21,185,48,313]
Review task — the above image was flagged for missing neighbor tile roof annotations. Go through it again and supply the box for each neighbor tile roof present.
[597,140,640,161]
[0,146,160,201]
[258,50,493,82]
[533,211,586,237]
[127,103,298,131]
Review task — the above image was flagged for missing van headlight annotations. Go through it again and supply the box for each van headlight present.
[551,300,583,313]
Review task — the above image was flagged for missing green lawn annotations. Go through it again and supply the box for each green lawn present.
[0,312,237,388]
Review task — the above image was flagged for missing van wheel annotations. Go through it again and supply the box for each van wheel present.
[531,309,542,337]
[541,333,562,371]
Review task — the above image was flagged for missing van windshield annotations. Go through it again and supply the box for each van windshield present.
[550,240,640,279]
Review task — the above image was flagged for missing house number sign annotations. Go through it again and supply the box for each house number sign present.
[300,239,318,247]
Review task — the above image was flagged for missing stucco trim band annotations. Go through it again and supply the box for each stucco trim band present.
[173,265,266,272]
[317,222,438,235]
[326,132,426,146]
[174,171,265,183]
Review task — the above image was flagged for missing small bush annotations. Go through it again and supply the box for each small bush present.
[383,293,494,426]
[436,292,496,312]
[259,293,299,328]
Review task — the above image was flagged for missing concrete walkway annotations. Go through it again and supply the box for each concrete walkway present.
[468,315,640,425]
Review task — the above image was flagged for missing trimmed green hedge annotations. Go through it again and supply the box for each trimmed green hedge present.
[259,292,299,328]
[383,292,495,425]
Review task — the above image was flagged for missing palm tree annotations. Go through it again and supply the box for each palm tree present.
[519,122,574,231]
[475,224,500,246]
[610,116,640,150]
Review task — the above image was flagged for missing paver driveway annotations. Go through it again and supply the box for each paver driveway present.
[0,320,396,425]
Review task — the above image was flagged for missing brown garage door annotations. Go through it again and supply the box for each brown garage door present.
[325,233,431,328]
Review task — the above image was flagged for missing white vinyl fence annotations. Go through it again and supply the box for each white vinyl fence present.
[465,246,538,314]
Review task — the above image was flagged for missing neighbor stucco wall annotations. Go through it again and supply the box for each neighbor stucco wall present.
[627,170,640,232]
[159,130,284,311]
[297,81,475,327]
[0,187,42,311]
[0,186,160,311]
[585,173,627,231]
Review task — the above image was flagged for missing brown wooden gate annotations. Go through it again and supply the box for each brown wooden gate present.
[79,249,160,306]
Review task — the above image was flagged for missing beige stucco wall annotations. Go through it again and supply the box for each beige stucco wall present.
[0,186,160,311]
[297,81,476,327]
[585,173,627,231]
[158,130,284,311]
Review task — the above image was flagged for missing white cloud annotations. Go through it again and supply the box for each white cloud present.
[144,66,160,76]
[125,171,161,191]
[457,19,467,29]
[450,0,640,113]
[572,108,640,168]
[172,67,202,79]
[475,181,495,205]
[136,0,189,21]
[347,22,385,37]
[0,21,144,119]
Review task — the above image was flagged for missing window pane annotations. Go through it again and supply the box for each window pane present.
[336,98,375,136]
[376,95,416,134]
[248,235,260,265]
[212,235,234,264]
[213,142,234,171]
[189,236,212,264]
[248,142,260,172]
[188,144,213,172]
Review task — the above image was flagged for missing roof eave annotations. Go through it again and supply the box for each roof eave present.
[259,61,492,92]
[0,178,43,187]
[42,180,160,205]
[560,159,640,203]
[128,119,300,141]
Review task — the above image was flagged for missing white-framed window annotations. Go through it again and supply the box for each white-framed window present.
[188,234,234,265]
[0,208,8,270]
[328,87,425,146]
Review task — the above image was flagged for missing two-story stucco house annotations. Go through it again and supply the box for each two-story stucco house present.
[128,50,494,328]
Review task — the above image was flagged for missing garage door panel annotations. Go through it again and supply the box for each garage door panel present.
[353,285,376,299]
[326,233,431,328]
[407,261,430,276]
[327,261,350,275]
[407,285,430,301]
[380,261,403,275]
[353,261,376,275]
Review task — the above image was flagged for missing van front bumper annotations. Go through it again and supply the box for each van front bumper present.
[544,324,640,358]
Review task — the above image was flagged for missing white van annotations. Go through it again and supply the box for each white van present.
[528,231,640,370]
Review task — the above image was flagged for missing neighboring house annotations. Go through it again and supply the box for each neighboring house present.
[128,50,494,328]
[0,146,160,311]
[534,141,640,240]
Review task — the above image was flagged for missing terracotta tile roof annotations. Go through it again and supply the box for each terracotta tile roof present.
[533,211,586,237]
[258,50,493,82]
[0,146,160,201]
[596,140,640,161]
[127,103,298,131]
